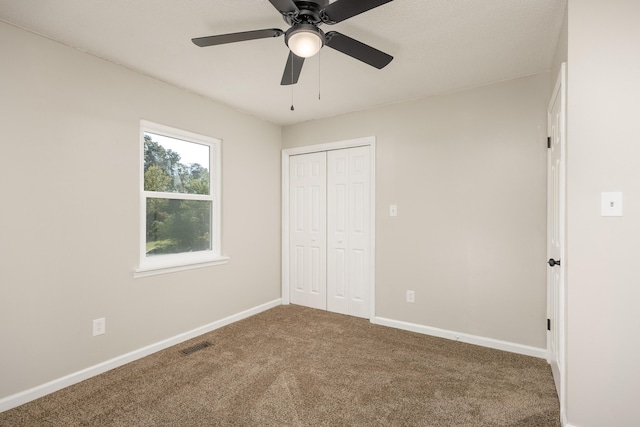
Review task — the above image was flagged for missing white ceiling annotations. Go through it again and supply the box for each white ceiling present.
[0,0,567,126]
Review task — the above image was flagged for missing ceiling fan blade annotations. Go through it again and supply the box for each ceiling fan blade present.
[269,0,299,15]
[325,31,393,69]
[321,0,393,24]
[281,51,305,85]
[192,29,283,47]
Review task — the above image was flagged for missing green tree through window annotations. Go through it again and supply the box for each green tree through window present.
[143,132,213,257]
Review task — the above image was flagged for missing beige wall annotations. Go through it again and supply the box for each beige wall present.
[283,73,550,349]
[551,4,568,91]
[0,22,282,400]
[566,0,640,425]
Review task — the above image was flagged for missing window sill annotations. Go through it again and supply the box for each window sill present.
[134,256,230,279]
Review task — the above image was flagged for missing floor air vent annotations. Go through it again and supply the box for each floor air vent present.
[180,341,211,356]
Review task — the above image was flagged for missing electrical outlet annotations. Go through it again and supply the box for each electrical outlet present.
[601,192,623,216]
[93,318,105,336]
[406,290,415,303]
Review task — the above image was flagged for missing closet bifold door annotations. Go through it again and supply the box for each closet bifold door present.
[289,152,327,310]
[327,147,371,319]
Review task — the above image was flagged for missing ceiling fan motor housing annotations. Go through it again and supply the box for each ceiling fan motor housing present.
[283,0,329,26]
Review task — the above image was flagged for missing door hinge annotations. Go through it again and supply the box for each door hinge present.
[547,318,551,331]
[547,137,551,148]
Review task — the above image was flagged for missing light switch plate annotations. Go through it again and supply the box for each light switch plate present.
[93,318,106,336]
[390,204,398,217]
[601,192,622,216]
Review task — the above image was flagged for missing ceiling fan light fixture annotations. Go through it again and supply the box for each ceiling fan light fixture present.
[286,25,324,58]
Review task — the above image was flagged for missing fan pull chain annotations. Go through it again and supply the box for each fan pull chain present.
[318,50,321,100]
[290,56,295,111]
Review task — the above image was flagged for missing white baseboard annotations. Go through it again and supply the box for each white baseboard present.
[0,298,282,413]
[372,316,547,359]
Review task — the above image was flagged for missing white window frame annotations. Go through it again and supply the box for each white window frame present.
[135,120,227,278]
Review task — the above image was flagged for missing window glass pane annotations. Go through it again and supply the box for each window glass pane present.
[146,198,212,256]
[143,132,210,195]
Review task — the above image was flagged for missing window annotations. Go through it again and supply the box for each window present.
[136,121,226,277]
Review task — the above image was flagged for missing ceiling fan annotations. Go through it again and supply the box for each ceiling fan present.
[192,0,395,85]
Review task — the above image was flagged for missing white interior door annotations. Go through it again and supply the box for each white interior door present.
[547,63,566,412]
[289,152,327,310]
[287,143,373,319]
[327,147,371,318]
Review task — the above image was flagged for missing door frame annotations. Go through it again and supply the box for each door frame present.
[282,136,376,321]
[547,62,566,423]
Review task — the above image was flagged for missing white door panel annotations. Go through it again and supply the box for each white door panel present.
[288,145,372,319]
[289,152,327,310]
[327,149,349,315]
[547,63,566,416]
[328,147,371,318]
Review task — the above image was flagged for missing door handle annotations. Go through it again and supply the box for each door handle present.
[548,258,561,267]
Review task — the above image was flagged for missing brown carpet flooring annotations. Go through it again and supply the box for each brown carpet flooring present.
[0,305,560,426]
